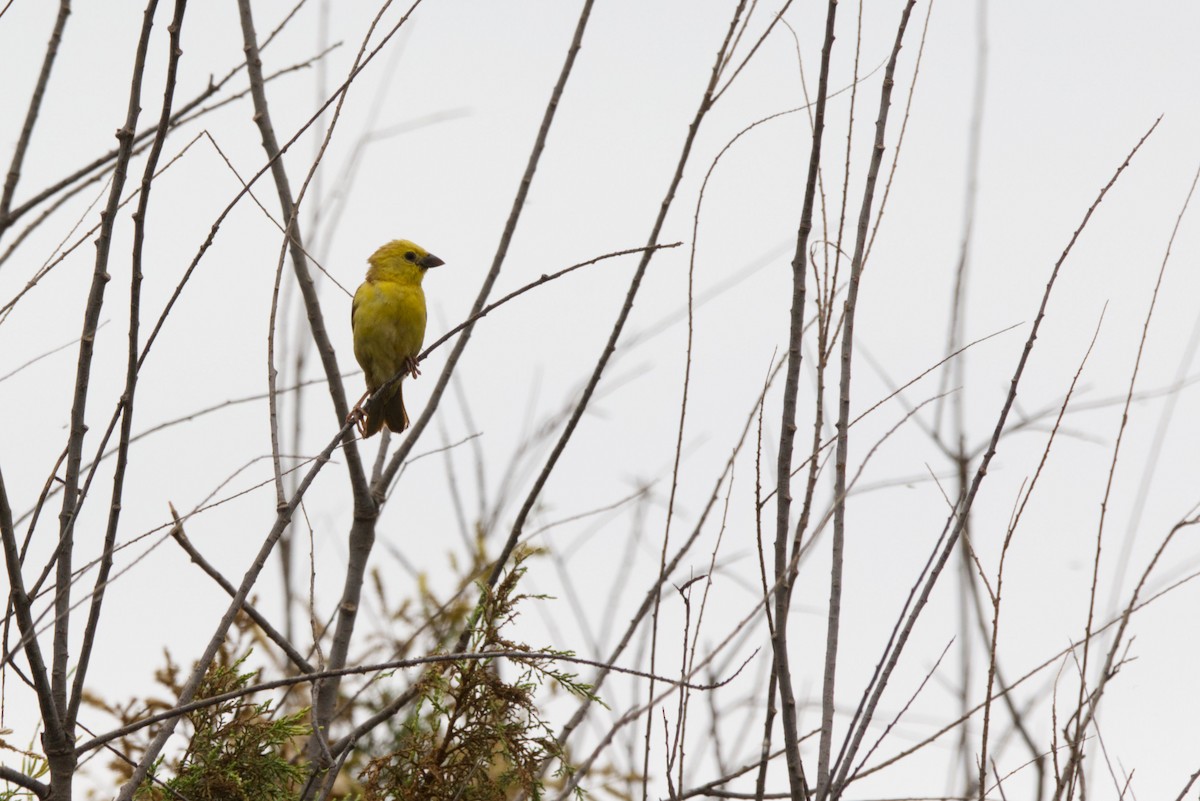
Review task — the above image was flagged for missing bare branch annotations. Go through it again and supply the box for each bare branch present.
[67,0,189,728]
[0,0,71,238]
[831,117,1161,798]
[818,5,917,797]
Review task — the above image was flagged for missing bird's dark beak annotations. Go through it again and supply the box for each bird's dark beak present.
[420,253,445,269]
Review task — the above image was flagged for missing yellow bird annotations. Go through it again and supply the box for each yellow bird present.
[350,239,444,437]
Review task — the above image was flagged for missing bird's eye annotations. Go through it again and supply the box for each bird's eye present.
[404,251,416,262]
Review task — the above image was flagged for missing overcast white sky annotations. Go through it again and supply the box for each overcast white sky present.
[2,1,1200,798]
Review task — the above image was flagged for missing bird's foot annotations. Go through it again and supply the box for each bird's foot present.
[405,356,421,379]
[346,406,367,437]
[348,389,370,436]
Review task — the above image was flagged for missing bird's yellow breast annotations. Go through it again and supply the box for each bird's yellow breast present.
[351,277,427,390]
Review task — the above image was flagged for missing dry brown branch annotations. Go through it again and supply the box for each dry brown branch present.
[818,6,917,797]
[0,0,71,238]
[0,0,317,242]
[372,0,598,496]
[771,0,839,793]
[38,3,167,796]
[830,117,1161,800]
[168,505,315,674]
[235,3,411,777]
[1056,158,1200,798]
[78,647,739,759]
[851,558,1200,783]
[978,307,1105,800]
[65,0,189,741]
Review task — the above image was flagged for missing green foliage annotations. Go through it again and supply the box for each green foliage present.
[135,653,308,801]
[359,551,594,801]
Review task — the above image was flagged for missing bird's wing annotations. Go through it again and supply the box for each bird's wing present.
[351,280,368,334]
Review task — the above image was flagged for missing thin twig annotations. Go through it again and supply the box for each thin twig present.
[77,648,739,757]
[0,0,314,236]
[771,0,840,795]
[978,307,1104,800]
[372,0,599,506]
[0,468,65,788]
[831,118,1160,798]
[1056,146,1200,801]
[0,0,71,241]
[66,0,189,730]
[168,505,314,674]
[818,6,917,798]
[48,3,162,795]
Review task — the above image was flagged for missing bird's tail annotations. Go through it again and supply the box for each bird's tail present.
[364,383,408,437]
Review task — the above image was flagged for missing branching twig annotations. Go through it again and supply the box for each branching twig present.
[168,505,315,674]
[0,0,71,241]
[66,0,189,730]
[771,0,840,794]
[978,307,1105,800]
[817,5,917,798]
[830,118,1160,798]
[78,648,739,758]
[1056,147,1200,801]
[47,2,162,795]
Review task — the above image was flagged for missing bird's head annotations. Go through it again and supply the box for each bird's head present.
[366,239,445,284]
